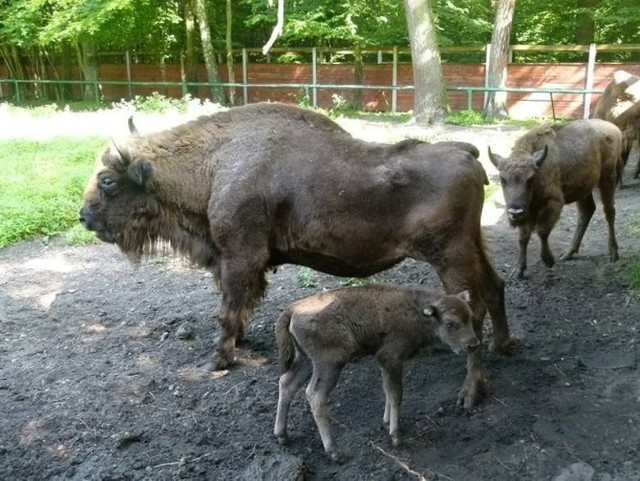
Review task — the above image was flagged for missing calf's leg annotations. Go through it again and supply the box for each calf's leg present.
[561,194,595,261]
[274,350,313,444]
[380,364,404,447]
[305,362,343,462]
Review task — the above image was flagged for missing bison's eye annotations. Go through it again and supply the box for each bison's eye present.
[445,320,457,330]
[526,176,534,187]
[100,177,117,193]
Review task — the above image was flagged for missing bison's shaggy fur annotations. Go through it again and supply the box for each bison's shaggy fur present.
[593,70,640,180]
[489,119,622,278]
[80,102,513,409]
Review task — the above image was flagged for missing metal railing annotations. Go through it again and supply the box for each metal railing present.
[0,78,604,120]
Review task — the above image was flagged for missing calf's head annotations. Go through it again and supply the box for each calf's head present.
[423,291,479,355]
[488,146,548,226]
[79,139,159,260]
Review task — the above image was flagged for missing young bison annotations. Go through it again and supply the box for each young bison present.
[80,102,513,409]
[273,285,479,462]
[488,119,622,279]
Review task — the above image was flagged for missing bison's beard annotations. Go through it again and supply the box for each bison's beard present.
[115,214,219,271]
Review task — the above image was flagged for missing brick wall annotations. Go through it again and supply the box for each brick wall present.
[3,61,640,119]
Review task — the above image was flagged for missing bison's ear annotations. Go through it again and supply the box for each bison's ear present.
[487,147,502,167]
[532,145,548,167]
[456,290,471,303]
[127,159,153,187]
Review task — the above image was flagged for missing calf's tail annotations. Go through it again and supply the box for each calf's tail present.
[275,307,295,372]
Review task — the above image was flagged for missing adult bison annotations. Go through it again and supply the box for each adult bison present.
[80,102,512,409]
[488,119,622,279]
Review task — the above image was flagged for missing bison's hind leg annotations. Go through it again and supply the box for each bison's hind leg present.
[560,195,596,261]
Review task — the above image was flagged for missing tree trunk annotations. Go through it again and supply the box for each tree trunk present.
[77,41,100,102]
[403,0,448,124]
[184,0,199,97]
[483,0,515,120]
[575,0,599,45]
[194,0,224,103]
[226,0,236,105]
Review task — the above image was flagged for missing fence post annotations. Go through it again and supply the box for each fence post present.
[392,46,398,113]
[584,43,596,119]
[312,47,317,108]
[125,50,133,99]
[242,48,248,105]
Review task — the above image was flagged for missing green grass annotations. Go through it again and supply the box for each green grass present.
[0,136,107,248]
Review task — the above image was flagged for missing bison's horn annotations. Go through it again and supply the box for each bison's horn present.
[128,116,139,135]
[111,137,133,164]
[532,145,549,167]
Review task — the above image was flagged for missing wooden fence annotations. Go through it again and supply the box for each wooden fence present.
[2,44,640,119]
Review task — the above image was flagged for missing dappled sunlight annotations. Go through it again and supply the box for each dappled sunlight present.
[126,325,154,339]
[9,280,62,311]
[136,353,158,370]
[19,419,46,446]
[177,364,229,381]
[45,442,75,460]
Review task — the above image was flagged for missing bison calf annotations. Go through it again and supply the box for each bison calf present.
[273,285,479,462]
[489,119,622,278]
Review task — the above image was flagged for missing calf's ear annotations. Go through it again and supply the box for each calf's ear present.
[127,159,153,187]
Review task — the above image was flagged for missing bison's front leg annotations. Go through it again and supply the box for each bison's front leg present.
[514,224,533,279]
[213,258,267,370]
[457,347,488,411]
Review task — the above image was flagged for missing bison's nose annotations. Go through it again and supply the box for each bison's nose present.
[466,339,481,352]
[507,207,525,220]
[79,207,90,228]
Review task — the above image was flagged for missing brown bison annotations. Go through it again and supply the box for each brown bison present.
[593,70,640,180]
[488,119,622,279]
[273,285,479,461]
[79,102,513,409]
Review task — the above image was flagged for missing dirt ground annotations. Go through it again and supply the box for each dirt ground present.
[1,118,639,480]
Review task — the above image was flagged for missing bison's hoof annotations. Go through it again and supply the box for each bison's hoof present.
[212,350,235,370]
[490,335,520,355]
[457,377,489,412]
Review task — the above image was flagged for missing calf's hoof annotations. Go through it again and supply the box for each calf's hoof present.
[327,448,346,464]
[391,435,402,447]
[275,434,288,446]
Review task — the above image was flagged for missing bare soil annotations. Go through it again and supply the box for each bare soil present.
[1,119,639,481]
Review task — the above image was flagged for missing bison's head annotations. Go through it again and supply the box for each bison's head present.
[79,136,159,260]
[488,145,548,226]
[424,290,480,355]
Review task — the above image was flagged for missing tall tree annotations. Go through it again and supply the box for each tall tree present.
[226,0,236,104]
[403,0,448,124]
[575,0,599,44]
[483,0,516,120]
[193,0,224,103]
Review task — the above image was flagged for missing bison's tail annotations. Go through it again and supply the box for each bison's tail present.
[275,307,296,372]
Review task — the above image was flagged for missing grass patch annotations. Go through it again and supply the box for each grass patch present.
[0,136,107,248]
